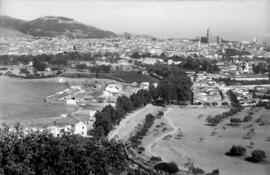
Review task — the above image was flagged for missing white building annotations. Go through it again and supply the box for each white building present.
[47,121,88,137]
[140,82,150,90]
[103,84,123,97]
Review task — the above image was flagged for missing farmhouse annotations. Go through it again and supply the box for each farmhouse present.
[103,83,123,97]
[47,120,87,137]
[140,82,150,90]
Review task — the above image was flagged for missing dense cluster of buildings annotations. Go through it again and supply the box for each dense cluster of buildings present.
[1,29,269,60]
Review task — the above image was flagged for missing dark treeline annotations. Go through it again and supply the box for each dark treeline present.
[133,52,220,73]
[129,114,155,150]
[0,52,120,66]
[94,66,193,137]
[214,78,270,86]
[222,48,250,57]
[206,90,242,126]
[75,63,111,74]
[0,127,159,175]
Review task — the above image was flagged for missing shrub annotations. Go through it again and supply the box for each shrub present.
[226,145,247,156]
[154,162,179,174]
[137,146,145,154]
[206,115,222,126]
[150,156,162,163]
[246,150,266,163]
[191,167,205,175]
[206,169,220,175]
[211,169,220,175]
[230,118,242,124]
[157,111,164,118]
[222,101,229,106]
[243,115,252,122]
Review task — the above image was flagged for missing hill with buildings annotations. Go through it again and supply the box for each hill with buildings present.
[0,16,117,38]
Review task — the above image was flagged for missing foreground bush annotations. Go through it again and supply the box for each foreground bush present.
[149,156,162,163]
[0,128,156,175]
[226,145,247,156]
[154,162,179,174]
[246,150,266,163]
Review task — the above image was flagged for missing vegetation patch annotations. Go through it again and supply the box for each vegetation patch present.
[129,114,156,150]
[226,145,247,157]
[245,150,267,163]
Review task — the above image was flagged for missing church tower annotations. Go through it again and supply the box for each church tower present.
[207,28,210,41]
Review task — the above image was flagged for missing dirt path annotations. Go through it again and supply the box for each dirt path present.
[147,108,178,157]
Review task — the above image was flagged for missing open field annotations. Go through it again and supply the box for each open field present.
[144,106,270,175]
[0,77,77,127]
[61,70,158,83]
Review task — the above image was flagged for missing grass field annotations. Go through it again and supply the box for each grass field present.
[61,70,158,83]
[143,106,270,175]
[0,77,77,127]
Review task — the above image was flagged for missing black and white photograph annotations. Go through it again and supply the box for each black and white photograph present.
[0,0,269,174]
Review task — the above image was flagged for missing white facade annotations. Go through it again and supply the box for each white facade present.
[140,82,150,90]
[73,122,88,137]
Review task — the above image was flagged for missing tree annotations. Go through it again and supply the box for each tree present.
[226,145,247,156]
[154,162,179,174]
[33,58,46,71]
[248,150,266,162]
[75,63,88,71]
[0,128,145,175]
[19,68,30,75]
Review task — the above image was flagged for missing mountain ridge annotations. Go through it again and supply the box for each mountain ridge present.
[0,15,117,38]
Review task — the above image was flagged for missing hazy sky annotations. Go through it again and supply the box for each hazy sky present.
[1,0,269,41]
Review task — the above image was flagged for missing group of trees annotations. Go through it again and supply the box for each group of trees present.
[0,127,157,175]
[252,63,269,74]
[94,66,193,137]
[179,58,220,73]
[0,52,120,67]
[148,65,193,104]
[75,63,111,73]
[206,90,242,126]
[226,145,266,163]
[93,89,153,137]
[129,114,156,151]
[223,48,250,58]
[132,51,220,73]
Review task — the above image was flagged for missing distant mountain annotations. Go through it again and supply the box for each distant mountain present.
[0,16,117,38]
[0,16,25,29]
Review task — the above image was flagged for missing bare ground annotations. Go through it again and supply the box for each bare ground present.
[144,106,270,175]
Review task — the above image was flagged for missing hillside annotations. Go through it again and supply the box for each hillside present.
[0,27,30,38]
[18,16,117,38]
[0,16,117,38]
[0,15,25,29]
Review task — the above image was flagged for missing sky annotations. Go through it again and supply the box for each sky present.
[0,0,269,41]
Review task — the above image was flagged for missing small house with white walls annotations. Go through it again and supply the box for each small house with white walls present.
[140,82,150,90]
[103,83,123,97]
[47,119,88,137]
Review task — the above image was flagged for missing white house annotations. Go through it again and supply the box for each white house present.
[140,82,150,90]
[103,84,123,97]
[66,99,77,105]
[47,121,88,137]
[73,122,88,137]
